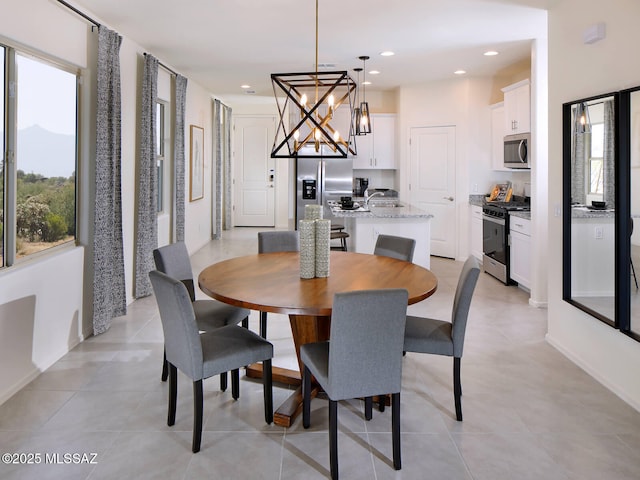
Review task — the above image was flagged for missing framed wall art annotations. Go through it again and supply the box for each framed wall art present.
[189,125,204,201]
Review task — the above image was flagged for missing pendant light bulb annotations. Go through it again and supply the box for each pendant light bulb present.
[358,55,372,135]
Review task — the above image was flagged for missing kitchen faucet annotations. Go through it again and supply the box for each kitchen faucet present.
[364,190,385,208]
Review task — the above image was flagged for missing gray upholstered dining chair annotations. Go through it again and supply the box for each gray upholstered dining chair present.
[149,270,274,453]
[153,242,250,392]
[301,289,408,480]
[257,230,300,338]
[403,255,480,421]
[374,234,416,262]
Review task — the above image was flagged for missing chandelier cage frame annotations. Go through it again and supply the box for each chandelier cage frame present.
[271,70,358,158]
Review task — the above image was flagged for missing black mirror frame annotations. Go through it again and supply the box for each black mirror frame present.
[562,89,638,341]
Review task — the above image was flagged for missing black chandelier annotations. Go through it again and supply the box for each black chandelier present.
[270,0,357,158]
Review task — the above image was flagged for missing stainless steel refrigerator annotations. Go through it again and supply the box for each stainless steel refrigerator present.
[295,146,353,226]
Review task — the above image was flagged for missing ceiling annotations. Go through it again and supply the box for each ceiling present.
[71,0,554,99]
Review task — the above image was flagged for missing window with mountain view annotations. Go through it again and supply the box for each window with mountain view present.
[0,47,77,267]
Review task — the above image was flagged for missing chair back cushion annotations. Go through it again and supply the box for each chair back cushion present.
[328,289,408,400]
[149,270,204,380]
[451,256,480,357]
[153,242,196,300]
[258,231,300,253]
[373,234,416,262]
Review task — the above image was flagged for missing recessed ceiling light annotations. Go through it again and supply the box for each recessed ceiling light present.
[454,70,466,75]
[484,50,499,56]
[362,81,372,85]
[380,51,395,57]
[369,70,380,75]
[241,84,251,89]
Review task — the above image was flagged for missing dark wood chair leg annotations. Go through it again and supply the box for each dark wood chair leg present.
[364,397,373,420]
[167,363,177,426]
[220,372,227,392]
[161,348,168,382]
[260,311,268,339]
[241,317,249,329]
[378,395,385,412]
[329,399,339,480]
[192,379,203,453]
[303,366,311,429]
[392,392,401,470]
[454,357,463,421]
[263,359,273,424]
[231,368,240,400]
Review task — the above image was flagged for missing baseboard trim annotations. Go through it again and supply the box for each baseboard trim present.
[545,333,640,413]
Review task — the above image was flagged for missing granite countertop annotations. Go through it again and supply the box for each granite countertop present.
[510,210,531,220]
[328,200,433,219]
[469,194,486,207]
[571,206,615,219]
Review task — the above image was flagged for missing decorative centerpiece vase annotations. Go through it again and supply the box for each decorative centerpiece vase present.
[314,219,331,277]
[299,219,316,279]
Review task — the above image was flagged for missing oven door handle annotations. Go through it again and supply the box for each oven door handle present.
[482,214,506,226]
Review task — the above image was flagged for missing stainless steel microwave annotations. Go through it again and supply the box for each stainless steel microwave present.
[504,133,530,169]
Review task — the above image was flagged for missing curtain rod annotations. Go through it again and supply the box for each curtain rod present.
[57,0,101,27]
[143,53,178,77]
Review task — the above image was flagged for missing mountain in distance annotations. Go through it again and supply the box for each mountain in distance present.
[15,125,76,179]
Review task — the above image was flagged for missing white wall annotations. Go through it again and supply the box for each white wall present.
[547,0,640,410]
[0,0,89,405]
[0,0,218,405]
[397,77,514,260]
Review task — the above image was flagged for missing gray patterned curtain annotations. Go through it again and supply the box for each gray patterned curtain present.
[214,100,222,239]
[213,99,231,238]
[571,105,587,205]
[222,103,233,230]
[134,54,159,298]
[175,75,188,241]
[93,26,126,335]
[603,100,615,208]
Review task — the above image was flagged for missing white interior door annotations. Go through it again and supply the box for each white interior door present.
[409,126,457,258]
[233,116,275,226]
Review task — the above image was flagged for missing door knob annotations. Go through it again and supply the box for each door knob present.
[443,196,454,201]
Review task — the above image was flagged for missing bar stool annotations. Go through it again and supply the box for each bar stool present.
[330,230,349,251]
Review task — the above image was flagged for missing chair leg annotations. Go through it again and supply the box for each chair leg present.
[260,312,267,339]
[378,395,385,412]
[241,317,249,329]
[192,379,203,453]
[263,359,273,424]
[303,366,311,429]
[231,368,240,400]
[392,392,401,470]
[220,372,227,392]
[161,348,168,382]
[329,399,339,480]
[632,258,639,290]
[167,363,177,426]
[260,311,268,338]
[364,397,373,421]
[454,357,463,421]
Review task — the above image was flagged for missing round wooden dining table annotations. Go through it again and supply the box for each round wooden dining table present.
[198,250,438,427]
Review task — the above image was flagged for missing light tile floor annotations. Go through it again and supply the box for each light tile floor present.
[1,227,640,479]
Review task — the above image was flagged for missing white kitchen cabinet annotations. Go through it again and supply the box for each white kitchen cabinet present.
[352,114,396,169]
[502,79,530,135]
[509,216,531,289]
[352,217,431,269]
[490,102,507,171]
[470,205,483,261]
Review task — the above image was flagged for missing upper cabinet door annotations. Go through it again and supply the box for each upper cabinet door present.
[352,114,396,169]
[503,79,530,135]
[372,114,396,169]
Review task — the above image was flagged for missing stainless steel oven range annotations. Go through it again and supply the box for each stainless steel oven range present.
[482,200,530,285]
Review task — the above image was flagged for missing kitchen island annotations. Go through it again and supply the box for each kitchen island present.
[329,200,434,268]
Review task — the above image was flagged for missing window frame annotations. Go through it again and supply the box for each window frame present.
[1,43,80,268]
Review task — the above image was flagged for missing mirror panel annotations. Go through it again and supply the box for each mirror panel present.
[631,90,640,336]
[564,94,617,325]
